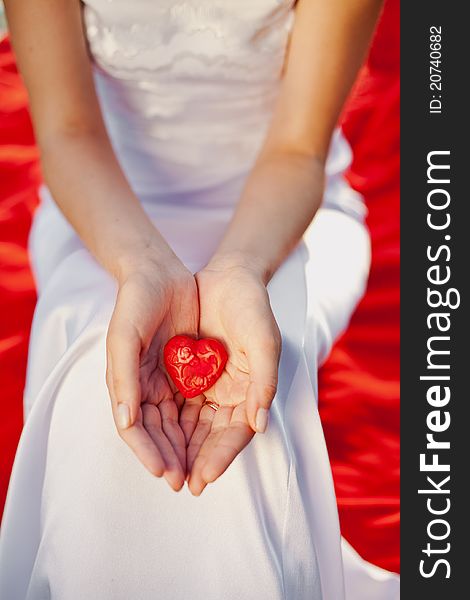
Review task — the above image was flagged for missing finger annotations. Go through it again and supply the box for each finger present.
[174,391,186,413]
[158,397,187,475]
[106,314,141,431]
[107,343,166,476]
[106,336,165,477]
[179,394,205,446]
[143,404,185,491]
[188,406,232,496]
[186,404,216,477]
[118,416,166,478]
[245,323,281,433]
[201,403,254,484]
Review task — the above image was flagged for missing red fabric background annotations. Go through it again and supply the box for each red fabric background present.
[0,0,399,574]
[319,0,400,573]
[0,39,41,519]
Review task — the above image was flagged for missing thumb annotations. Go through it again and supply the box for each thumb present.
[245,325,281,433]
[106,314,142,432]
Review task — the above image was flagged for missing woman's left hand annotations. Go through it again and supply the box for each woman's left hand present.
[186,256,281,495]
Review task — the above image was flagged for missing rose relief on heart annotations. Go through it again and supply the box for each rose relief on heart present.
[163,335,228,398]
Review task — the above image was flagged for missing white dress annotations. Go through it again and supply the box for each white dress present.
[0,1,399,598]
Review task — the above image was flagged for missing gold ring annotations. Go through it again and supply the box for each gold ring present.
[203,400,219,411]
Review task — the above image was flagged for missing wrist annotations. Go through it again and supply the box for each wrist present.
[115,233,183,285]
[204,251,272,285]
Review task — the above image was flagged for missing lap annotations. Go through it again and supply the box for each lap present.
[4,200,369,600]
[33,338,289,599]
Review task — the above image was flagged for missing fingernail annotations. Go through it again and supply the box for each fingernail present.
[255,408,269,433]
[117,403,131,429]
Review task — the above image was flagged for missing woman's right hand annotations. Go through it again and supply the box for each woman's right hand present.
[106,250,199,491]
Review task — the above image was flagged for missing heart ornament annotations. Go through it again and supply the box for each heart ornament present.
[163,335,228,398]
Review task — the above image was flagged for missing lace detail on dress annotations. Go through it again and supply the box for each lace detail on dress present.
[80,1,297,194]
[84,0,295,83]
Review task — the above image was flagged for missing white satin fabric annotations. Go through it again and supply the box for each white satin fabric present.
[0,1,399,598]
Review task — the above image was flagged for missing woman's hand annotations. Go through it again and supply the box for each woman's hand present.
[187,255,281,495]
[106,250,199,491]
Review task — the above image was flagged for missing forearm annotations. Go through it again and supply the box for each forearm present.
[6,0,177,283]
[209,0,382,282]
[265,0,383,159]
[208,151,324,283]
[41,132,176,282]
[188,0,380,480]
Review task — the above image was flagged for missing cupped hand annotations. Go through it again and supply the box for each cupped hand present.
[106,254,198,491]
[186,257,281,495]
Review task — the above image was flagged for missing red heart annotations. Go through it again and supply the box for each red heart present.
[163,335,228,399]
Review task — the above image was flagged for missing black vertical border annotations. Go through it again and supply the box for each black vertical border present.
[401,2,468,597]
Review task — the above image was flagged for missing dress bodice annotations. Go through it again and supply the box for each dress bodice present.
[82,0,296,196]
[84,1,295,85]
[82,0,365,221]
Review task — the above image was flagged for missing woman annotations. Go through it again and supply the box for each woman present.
[0,0,396,598]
